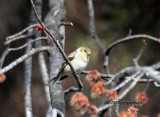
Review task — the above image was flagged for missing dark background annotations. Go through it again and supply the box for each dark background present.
[0,0,160,117]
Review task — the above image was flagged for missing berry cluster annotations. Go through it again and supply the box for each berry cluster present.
[70,92,97,115]
[87,70,118,100]
[86,69,101,85]
[0,74,6,83]
[119,105,139,117]
[136,92,147,104]
[35,24,43,31]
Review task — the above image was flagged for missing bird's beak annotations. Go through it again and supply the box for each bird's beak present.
[87,53,91,56]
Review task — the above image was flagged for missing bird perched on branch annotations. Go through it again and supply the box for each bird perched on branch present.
[48,47,91,85]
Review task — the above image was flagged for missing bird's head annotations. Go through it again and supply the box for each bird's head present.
[78,47,91,60]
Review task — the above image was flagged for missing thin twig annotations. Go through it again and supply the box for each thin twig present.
[60,22,73,27]
[64,87,80,95]
[0,46,51,75]
[81,70,153,83]
[5,34,33,45]
[87,0,106,54]
[30,0,83,91]
[105,76,116,85]
[138,79,153,82]
[106,34,160,56]
[9,37,48,51]
[6,24,38,41]
[105,68,128,86]
[133,40,147,67]
[106,72,140,92]
[0,49,9,69]
[96,73,144,113]
[104,34,160,72]
[128,29,132,36]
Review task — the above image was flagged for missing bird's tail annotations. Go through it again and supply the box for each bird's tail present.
[47,77,59,86]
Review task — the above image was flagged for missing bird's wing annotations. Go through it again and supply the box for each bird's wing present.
[68,51,77,58]
[48,61,66,85]
[68,51,77,62]
[48,51,76,85]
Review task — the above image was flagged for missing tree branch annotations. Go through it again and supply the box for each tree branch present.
[5,34,33,45]
[32,0,51,116]
[30,0,83,91]
[96,73,144,113]
[133,40,147,67]
[106,72,140,92]
[64,86,80,95]
[0,46,51,75]
[106,34,160,56]
[104,34,160,72]
[87,0,106,53]
[24,43,33,117]
[6,24,38,41]
[0,48,9,69]
[24,8,36,117]
[9,37,48,51]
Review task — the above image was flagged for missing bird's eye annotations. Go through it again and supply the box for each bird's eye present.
[84,49,87,53]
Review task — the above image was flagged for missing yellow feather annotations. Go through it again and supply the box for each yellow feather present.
[81,52,88,60]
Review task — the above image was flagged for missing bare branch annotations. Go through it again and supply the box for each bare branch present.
[128,29,132,36]
[60,22,73,27]
[104,34,160,72]
[106,34,160,56]
[96,73,144,113]
[24,42,33,117]
[106,72,140,92]
[118,73,144,99]
[0,46,51,75]
[31,0,51,116]
[0,49,9,68]
[6,24,38,41]
[64,87,80,95]
[152,61,160,69]
[38,53,50,102]
[144,68,160,83]
[133,40,147,67]
[30,0,83,91]
[81,70,153,83]
[105,76,116,85]
[113,64,160,83]
[24,7,37,117]
[138,79,153,83]
[5,34,33,45]
[9,37,48,51]
[87,0,106,53]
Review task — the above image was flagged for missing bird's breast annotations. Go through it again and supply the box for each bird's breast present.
[64,59,88,75]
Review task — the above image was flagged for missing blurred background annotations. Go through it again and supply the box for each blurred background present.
[0,0,160,116]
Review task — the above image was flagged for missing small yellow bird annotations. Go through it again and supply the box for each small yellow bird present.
[48,47,91,85]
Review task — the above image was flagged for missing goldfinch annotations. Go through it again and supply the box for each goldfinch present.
[48,47,91,85]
